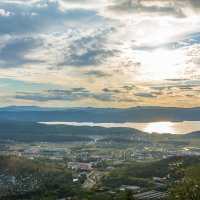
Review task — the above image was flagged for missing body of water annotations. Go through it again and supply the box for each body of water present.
[40,121,200,134]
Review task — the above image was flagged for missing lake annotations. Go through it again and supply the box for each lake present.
[40,121,200,134]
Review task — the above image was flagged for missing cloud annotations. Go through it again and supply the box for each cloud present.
[0,26,117,69]
[0,78,63,93]
[151,83,200,91]
[122,85,137,91]
[59,28,117,67]
[102,88,121,93]
[0,37,43,68]
[104,0,186,19]
[131,34,200,51]
[185,0,200,10]
[0,1,100,35]
[117,98,139,102]
[82,70,111,77]
[103,0,200,20]
[13,88,114,102]
[13,87,141,103]
[0,0,200,108]
[57,0,106,10]
[0,8,11,17]
[134,92,157,98]
[165,78,189,82]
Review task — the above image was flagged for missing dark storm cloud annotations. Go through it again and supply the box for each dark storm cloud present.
[0,37,43,68]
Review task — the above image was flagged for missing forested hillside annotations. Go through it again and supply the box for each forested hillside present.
[0,156,79,200]
[0,121,145,142]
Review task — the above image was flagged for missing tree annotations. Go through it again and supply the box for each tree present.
[169,164,200,200]
[125,190,135,200]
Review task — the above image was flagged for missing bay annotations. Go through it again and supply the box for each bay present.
[40,121,200,134]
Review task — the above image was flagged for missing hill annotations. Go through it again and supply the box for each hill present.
[0,105,67,112]
[0,121,145,143]
[184,130,200,138]
[102,156,200,188]
[0,155,78,200]
[0,106,200,122]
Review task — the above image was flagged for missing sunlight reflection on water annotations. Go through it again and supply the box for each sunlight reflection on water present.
[41,121,200,134]
[144,122,174,134]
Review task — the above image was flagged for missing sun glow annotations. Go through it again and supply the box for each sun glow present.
[144,121,174,134]
[138,49,186,80]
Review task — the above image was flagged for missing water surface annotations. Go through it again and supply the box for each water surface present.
[41,121,200,134]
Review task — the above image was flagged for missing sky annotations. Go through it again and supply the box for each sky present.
[0,0,200,108]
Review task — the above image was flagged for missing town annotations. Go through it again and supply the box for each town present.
[1,130,200,199]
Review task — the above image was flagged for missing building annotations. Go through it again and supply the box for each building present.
[40,148,71,154]
[120,185,141,192]
[134,190,168,199]
[78,163,92,170]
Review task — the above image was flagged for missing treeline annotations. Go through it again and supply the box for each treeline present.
[98,137,151,144]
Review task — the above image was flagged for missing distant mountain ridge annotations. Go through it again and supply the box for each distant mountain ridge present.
[0,105,67,111]
[0,106,200,122]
